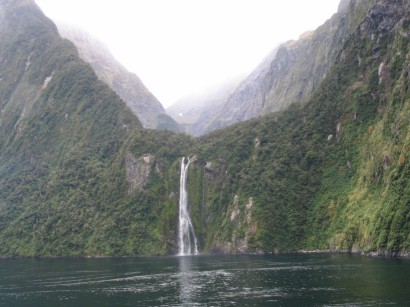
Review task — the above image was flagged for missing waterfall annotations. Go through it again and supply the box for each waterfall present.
[178,157,198,256]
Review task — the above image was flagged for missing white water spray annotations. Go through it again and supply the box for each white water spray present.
[178,157,198,256]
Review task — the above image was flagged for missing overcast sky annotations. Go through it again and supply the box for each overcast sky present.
[35,0,341,107]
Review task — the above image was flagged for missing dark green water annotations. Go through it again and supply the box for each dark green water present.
[0,254,409,306]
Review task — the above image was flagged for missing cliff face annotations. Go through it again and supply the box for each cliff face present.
[190,0,410,255]
[58,26,180,132]
[202,0,378,133]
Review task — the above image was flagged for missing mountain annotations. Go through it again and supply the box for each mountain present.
[0,0,409,257]
[166,77,242,136]
[197,0,379,133]
[57,25,180,132]
[189,0,410,254]
[0,0,190,256]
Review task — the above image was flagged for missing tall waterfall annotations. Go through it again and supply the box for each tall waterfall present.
[178,157,198,256]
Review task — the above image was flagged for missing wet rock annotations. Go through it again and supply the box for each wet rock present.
[125,152,154,194]
[383,155,392,169]
[336,122,343,140]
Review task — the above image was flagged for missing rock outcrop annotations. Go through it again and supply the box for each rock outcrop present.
[125,153,156,194]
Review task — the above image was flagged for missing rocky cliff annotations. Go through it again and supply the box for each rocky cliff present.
[190,0,410,255]
[200,0,378,133]
[58,26,180,132]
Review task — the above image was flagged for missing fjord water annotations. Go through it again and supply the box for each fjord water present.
[1,254,409,306]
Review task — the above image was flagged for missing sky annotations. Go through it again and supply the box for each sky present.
[35,0,341,108]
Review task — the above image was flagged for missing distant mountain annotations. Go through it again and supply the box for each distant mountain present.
[166,77,243,136]
[203,0,378,133]
[58,25,180,132]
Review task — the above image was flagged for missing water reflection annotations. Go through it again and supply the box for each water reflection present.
[0,255,409,306]
[178,256,194,304]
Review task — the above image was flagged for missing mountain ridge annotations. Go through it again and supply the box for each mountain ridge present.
[57,25,180,132]
[169,0,379,135]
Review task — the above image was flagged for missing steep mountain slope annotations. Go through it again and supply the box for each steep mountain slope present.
[0,0,409,257]
[57,25,180,132]
[204,0,378,133]
[183,0,410,255]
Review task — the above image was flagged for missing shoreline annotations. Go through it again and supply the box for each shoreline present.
[296,249,410,259]
[1,249,409,260]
